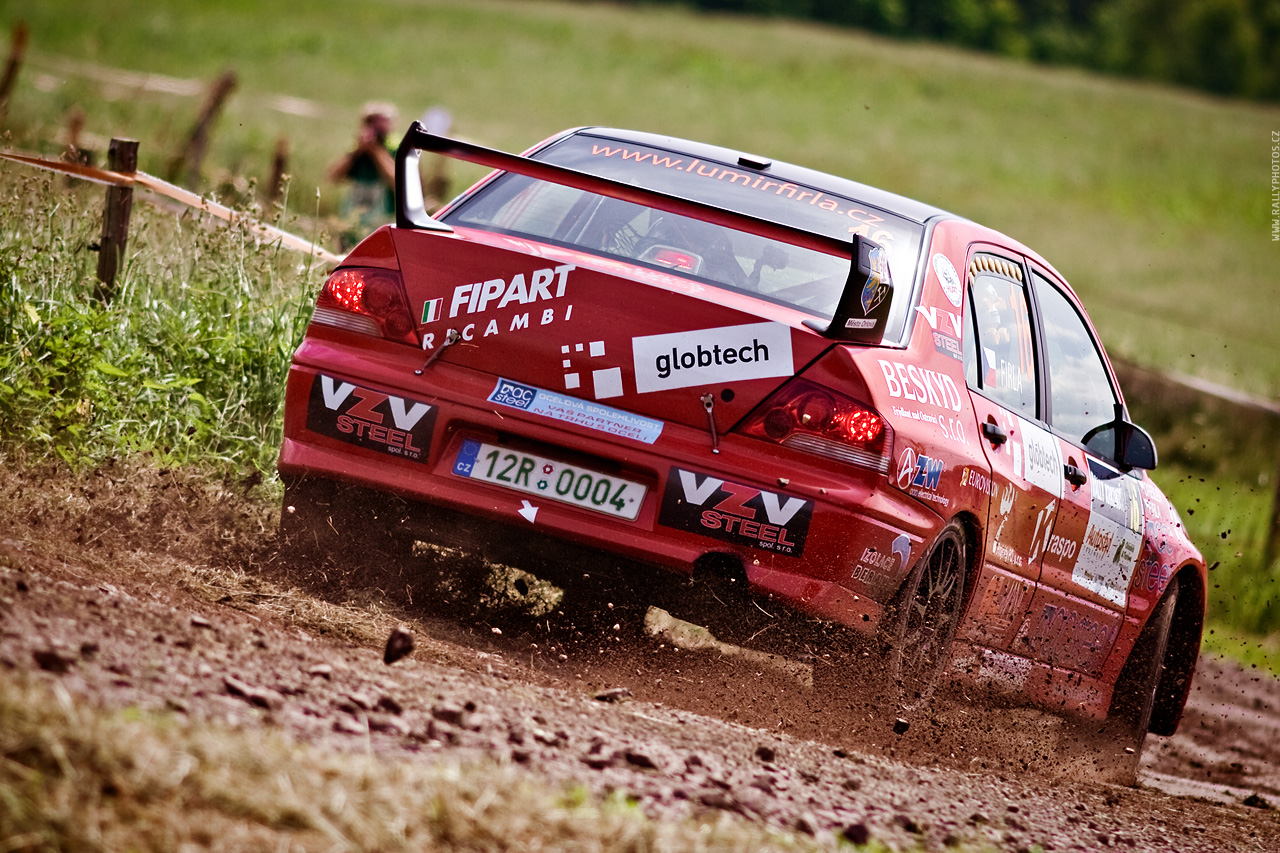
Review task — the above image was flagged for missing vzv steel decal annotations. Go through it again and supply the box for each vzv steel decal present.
[658,468,812,556]
[306,374,436,463]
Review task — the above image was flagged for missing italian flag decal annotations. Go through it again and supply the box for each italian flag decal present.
[421,297,443,324]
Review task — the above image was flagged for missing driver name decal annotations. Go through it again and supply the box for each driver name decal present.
[658,467,812,556]
[632,322,794,393]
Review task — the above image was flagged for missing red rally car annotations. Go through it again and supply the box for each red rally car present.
[278,124,1205,759]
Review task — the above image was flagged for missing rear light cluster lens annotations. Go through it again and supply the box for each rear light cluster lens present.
[739,379,892,473]
[313,267,418,344]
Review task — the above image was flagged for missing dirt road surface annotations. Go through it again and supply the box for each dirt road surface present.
[1,461,1278,850]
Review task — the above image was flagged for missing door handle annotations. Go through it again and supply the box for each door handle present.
[981,421,1008,446]
[1064,463,1088,486]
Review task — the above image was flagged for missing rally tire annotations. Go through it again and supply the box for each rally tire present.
[886,520,967,714]
[1060,577,1179,786]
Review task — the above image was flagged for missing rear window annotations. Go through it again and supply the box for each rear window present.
[441,133,923,343]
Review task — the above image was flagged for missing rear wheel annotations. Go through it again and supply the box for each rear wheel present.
[886,521,967,713]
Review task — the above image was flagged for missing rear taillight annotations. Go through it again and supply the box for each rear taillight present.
[312,267,418,344]
[738,379,892,473]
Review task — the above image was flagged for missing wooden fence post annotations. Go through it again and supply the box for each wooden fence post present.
[0,21,29,126]
[94,138,138,304]
[265,135,289,211]
[167,69,236,186]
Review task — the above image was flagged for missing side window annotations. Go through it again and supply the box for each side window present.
[966,259,1037,418]
[1031,271,1119,453]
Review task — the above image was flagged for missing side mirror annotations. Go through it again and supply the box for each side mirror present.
[1083,417,1157,471]
[802,234,892,344]
[1119,421,1158,471]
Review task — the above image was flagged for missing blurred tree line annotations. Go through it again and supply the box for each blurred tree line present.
[643,0,1280,100]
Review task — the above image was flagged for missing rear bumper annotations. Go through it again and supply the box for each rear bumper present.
[278,336,939,629]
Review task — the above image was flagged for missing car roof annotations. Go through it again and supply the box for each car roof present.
[558,127,958,227]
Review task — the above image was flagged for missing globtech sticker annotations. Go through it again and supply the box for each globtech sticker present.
[488,378,664,444]
[632,322,794,393]
[306,374,436,463]
[658,468,812,556]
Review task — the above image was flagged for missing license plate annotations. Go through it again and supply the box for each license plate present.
[452,439,646,521]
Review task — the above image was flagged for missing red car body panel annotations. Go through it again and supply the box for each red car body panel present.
[279,126,1206,728]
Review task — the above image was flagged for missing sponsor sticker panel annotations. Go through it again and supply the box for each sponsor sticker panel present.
[488,378,664,445]
[658,467,813,556]
[306,374,436,463]
[894,446,950,508]
[632,322,794,394]
[1071,469,1144,606]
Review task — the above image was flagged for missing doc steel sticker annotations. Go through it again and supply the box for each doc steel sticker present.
[1072,463,1144,606]
[306,374,436,463]
[658,468,812,556]
[488,378,663,444]
[931,253,963,308]
[632,322,793,393]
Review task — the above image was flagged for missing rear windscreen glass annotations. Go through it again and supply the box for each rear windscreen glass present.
[442,134,923,343]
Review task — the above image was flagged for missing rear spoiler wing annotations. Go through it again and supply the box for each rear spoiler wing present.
[395,122,891,343]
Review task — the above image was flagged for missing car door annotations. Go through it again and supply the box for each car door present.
[956,250,1064,655]
[1012,268,1141,676]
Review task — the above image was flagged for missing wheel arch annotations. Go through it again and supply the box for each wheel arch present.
[1148,564,1205,736]
[951,509,984,614]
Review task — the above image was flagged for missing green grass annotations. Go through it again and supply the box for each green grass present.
[1,0,1277,399]
[0,171,320,474]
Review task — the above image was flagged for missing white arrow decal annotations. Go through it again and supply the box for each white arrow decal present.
[518,500,539,524]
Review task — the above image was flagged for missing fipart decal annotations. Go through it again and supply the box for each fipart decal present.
[632,322,794,393]
[420,263,576,350]
[487,378,663,445]
[423,264,575,322]
[658,468,812,556]
[306,374,436,463]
